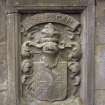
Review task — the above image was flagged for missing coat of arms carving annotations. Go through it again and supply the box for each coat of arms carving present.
[21,13,83,105]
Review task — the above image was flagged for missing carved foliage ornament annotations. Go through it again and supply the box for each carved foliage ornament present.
[21,13,83,105]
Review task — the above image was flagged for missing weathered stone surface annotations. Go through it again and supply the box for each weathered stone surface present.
[7,0,87,6]
[0,0,103,105]
[0,1,7,105]
[21,14,81,105]
[96,0,105,45]
[95,0,105,105]
[0,0,6,42]
[21,96,84,105]
[0,42,7,86]
[0,42,7,105]
[33,62,67,101]
[0,42,6,63]
[95,45,105,89]
[95,90,105,105]
[0,91,7,105]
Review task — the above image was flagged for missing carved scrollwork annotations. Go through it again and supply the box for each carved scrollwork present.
[21,13,82,105]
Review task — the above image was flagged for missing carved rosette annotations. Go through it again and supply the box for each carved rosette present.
[21,13,82,105]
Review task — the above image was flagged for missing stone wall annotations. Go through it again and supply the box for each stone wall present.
[0,0,7,105]
[95,0,105,105]
[0,0,105,105]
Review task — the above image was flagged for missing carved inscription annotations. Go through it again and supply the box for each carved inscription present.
[22,13,80,32]
[21,13,82,105]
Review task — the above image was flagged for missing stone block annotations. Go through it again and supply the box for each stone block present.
[96,0,105,44]
[0,42,6,62]
[0,42,7,84]
[6,0,87,6]
[0,0,6,42]
[95,45,105,89]
[95,90,105,105]
[0,91,7,105]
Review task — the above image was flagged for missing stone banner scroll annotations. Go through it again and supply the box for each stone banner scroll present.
[21,13,83,105]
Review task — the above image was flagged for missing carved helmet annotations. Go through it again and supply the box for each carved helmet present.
[40,23,60,43]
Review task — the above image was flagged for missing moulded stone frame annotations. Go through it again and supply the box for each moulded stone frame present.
[7,1,95,105]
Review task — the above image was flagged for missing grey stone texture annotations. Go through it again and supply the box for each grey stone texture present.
[95,0,105,105]
[0,0,105,105]
[96,0,105,45]
[6,0,87,6]
[95,90,105,105]
[95,45,105,89]
[0,0,7,105]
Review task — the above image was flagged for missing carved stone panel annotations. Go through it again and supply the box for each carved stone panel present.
[20,13,82,105]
